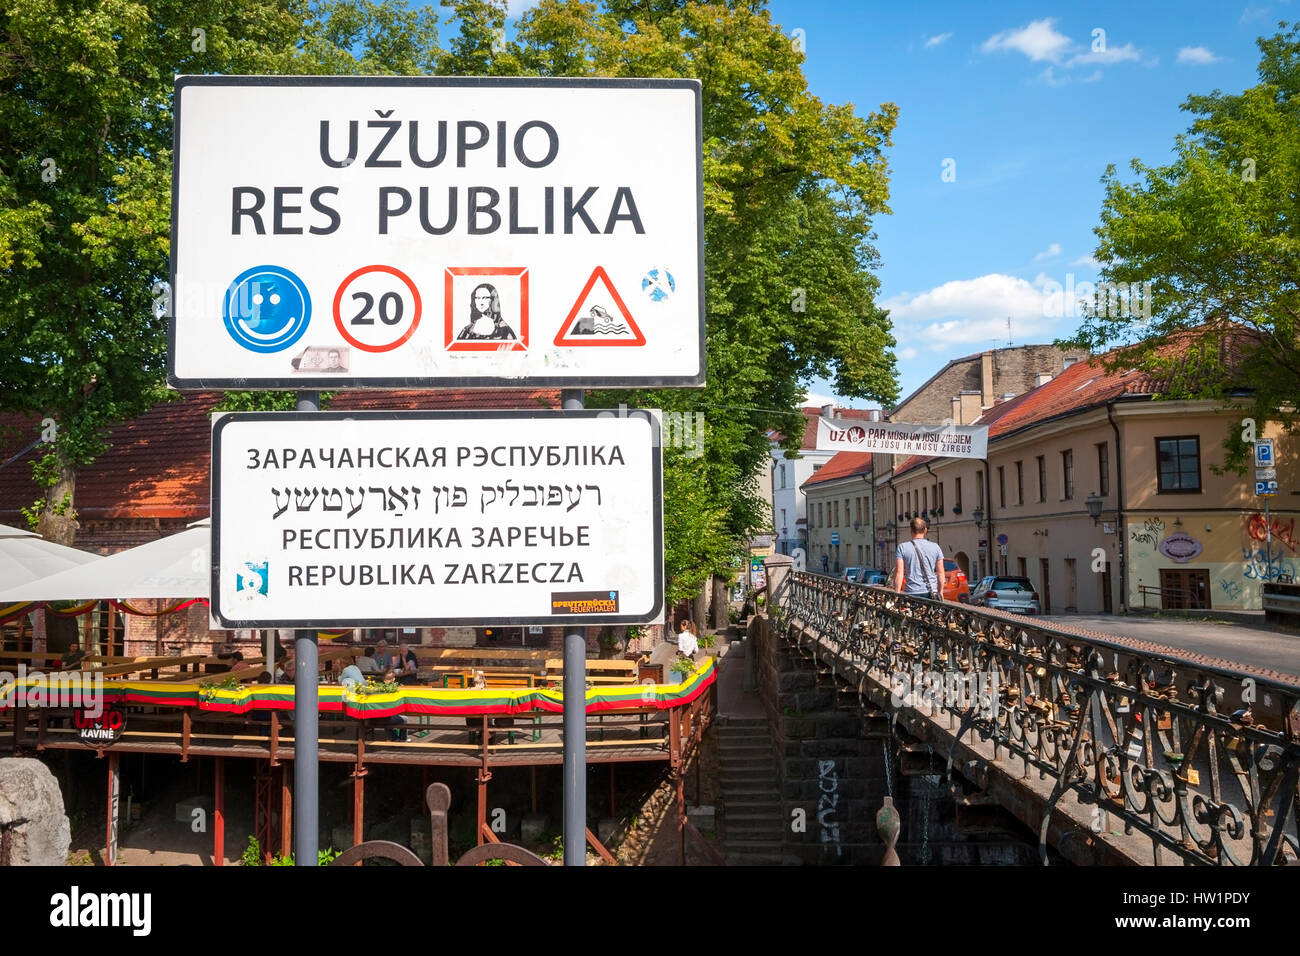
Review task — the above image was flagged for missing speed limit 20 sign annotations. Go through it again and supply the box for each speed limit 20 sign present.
[169,76,703,389]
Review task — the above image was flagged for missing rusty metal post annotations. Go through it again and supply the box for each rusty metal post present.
[427,782,451,867]
[214,756,225,866]
[477,715,490,846]
[105,751,119,867]
[352,768,365,849]
[280,765,292,859]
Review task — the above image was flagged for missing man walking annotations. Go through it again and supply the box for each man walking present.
[893,517,946,600]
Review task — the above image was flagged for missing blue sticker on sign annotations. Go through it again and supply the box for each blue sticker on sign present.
[224,265,311,353]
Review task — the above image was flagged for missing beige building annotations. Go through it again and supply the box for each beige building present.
[888,359,1296,613]
[802,453,874,576]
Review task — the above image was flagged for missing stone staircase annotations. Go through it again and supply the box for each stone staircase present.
[718,715,788,865]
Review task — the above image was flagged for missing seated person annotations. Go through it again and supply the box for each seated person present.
[276,655,295,682]
[356,646,381,675]
[339,658,365,690]
[374,639,395,671]
[397,645,419,684]
[228,651,250,671]
[60,641,86,670]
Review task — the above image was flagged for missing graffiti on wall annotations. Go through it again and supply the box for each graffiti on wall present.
[1245,513,1297,554]
[817,759,842,858]
[1220,578,1244,602]
[1241,544,1297,581]
[1130,517,1165,547]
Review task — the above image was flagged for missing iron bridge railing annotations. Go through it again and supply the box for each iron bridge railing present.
[778,571,1300,866]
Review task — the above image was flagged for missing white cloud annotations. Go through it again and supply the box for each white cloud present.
[898,346,919,360]
[802,390,840,408]
[981,19,1072,62]
[1070,254,1102,268]
[1178,46,1222,65]
[881,273,1062,347]
[1066,42,1143,66]
[1240,6,1270,23]
[924,32,953,48]
[1033,242,1062,262]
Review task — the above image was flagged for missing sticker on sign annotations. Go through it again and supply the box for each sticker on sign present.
[170,76,703,389]
[210,410,664,627]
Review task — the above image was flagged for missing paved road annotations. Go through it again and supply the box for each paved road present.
[1041,614,1300,681]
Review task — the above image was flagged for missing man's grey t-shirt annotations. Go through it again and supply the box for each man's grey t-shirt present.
[895,539,943,594]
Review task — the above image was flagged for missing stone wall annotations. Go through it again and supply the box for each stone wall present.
[751,614,1041,865]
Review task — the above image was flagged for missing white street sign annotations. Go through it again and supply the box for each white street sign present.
[211,410,663,626]
[1254,439,1275,467]
[171,77,703,389]
[1256,467,1277,481]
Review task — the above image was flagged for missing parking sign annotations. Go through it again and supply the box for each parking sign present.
[1255,440,1275,467]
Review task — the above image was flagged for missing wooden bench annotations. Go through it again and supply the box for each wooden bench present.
[544,658,639,685]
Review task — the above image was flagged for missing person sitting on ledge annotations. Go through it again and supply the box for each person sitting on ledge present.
[60,641,86,670]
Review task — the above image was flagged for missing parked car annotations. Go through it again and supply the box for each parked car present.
[860,568,891,586]
[942,559,970,603]
[969,576,1040,614]
[841,566,865,582]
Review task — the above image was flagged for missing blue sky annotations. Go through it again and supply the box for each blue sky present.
[482,2,1282,406]
[757,1,1285,406]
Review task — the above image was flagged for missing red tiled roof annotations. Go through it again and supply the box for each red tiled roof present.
[802,452,872,487]
[890,327,1260,477]
[0,389,561,523]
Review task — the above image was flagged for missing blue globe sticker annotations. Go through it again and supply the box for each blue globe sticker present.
[223,265,311,353]
[640,268,675,302]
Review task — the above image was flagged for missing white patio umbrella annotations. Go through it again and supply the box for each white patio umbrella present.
[0,520,208,602]
[0,523,102,592]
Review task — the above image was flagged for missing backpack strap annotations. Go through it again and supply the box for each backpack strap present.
[911,540,936,594]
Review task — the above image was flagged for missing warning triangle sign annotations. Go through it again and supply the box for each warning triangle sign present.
[554,266,646,347]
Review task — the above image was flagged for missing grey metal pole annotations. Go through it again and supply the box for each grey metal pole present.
[295,391,320,866]
[560,388,586,866]
[1265,496,1273,584]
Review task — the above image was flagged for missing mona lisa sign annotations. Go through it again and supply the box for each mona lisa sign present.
[170,76,704,389]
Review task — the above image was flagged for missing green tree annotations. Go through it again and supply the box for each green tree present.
[1067,22,1300,471]
[499,0,899,602]
[3,0,899,615]
[0,0,440,541]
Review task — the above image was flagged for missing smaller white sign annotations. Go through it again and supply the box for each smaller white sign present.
[816,418,988,458]
[212,410,663,627]
[1256,467,1277,481]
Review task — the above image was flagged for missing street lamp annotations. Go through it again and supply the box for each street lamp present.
[972,505,984,530]
[1085,491,1103,525]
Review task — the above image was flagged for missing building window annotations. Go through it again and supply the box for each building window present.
[1016,461,1024,505]
[975,471,984,509]
[1061,449,1074,500]
[1036,456,1046,502]
[997,466,1006,508]
[922,488,928,513]
[955,477,963,511]
[1156,436,1202,493]
[1097,442,1110,497]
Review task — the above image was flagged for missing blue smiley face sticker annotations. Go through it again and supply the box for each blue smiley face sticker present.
[223,265,311,352]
